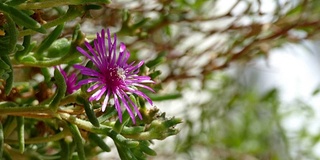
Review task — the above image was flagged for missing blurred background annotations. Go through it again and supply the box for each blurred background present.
[78,0,320,159]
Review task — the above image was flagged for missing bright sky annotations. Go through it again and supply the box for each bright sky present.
[253,41,320,157]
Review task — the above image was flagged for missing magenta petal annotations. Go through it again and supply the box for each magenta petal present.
[87,82,102,92]
[78,78,99,85]
[56,65,80,94]
[116,90,135,123]
[131,83,155,92]
[122,91,142,120]
[113,93,123,122]
[89,87,106,101]
[75,28,154,123]
[101,89,110,112]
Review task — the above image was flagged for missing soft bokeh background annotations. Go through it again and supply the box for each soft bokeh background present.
[90,0,320,159]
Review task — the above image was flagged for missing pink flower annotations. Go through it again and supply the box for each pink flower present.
[74,29,154,123]
[57,65,80,94]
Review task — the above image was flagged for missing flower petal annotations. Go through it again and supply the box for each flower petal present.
[116,90,135,123]
[121,91,142,120]
[75,28,155,123]
[113,93,123,122]
[89,87,106,101]
[101,89,110,112]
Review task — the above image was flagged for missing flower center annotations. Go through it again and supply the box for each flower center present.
[117,67,126,80]
[106,67,126,86]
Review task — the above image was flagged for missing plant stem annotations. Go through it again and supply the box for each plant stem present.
[122,132,153,141]
[59,113,156,141]
[59,113,112,134]
[0,106,53,116]
[59,91,81,106]
[5,127,70,145]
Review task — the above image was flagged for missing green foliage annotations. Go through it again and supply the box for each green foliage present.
[0,3,46,34]
[0,1,182,159]
[49,69,67,111]
[35,24,65,56]
[67,123,86,160]
[76,96,100,127]
[1,55,13,94]
[88,132,111,152]
[0,14,17,56]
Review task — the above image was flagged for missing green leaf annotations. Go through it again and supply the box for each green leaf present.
[36,23,64,55]
[20,55,37,63]
[132,17,150,30]
[59,140,70,160]
[50,68,67,110]
[148,70,161,79]
[97,106,117,123]
[41,67,51,83]
[3,116,16,137]
[88,133,111,152]
[113,108,131,132]
[121,126,144,135]
[286,4,303,16]
[46,38,70,58]
[115,143,137,160]
[67,123,86,160]
[0,14,18,55]
[125,140,139,148]
[0,3,46,33]
[0,59,10,70]
[17,117,25,153]
[1,56,13,95]
[146,54,166,69]
[15,35,31,61]
[140,141,157,156]
[148,93,182,101]
[76,96,100,127]
[142,117,182,140]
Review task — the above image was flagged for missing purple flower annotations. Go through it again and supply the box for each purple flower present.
[56,66,80,94]
[74,29,154,123]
